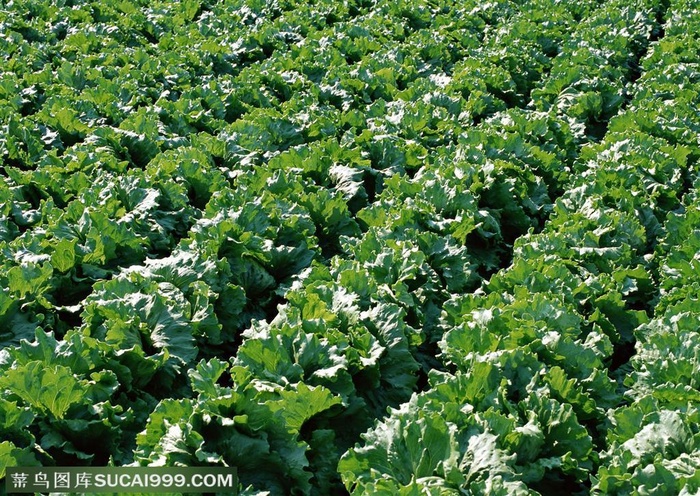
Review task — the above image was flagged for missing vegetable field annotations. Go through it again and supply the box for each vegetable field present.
[1,0,700,493]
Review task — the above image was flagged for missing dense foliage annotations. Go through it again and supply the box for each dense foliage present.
[1,0,699,494]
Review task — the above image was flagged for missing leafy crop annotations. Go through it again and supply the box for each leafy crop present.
[1,0,699,494]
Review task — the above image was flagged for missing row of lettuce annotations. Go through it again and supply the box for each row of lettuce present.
[340,0,700,492]
[598,0,700,490]
[1,0,698,494]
